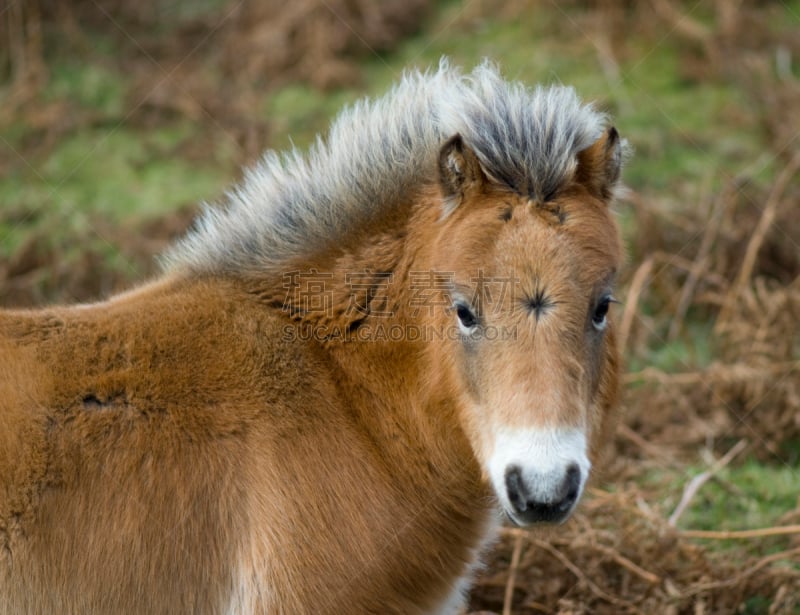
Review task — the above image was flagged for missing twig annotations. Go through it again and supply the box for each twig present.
[617,248,728,353]
[530,539,644,614]
[717,152,800,328]
[649,251,727,287]
[668,438,748,527]
[684,546,800,596]
[650,0,709,40]
[617,238,733,348]
[733,153,800,289]
[618,255,654,353]
[586,543,662,585]
[590,29,632,117]
[624,361,800,386]
[681,525,800,540]
[622,366,712,386]
[667,175,725,341]
[616,424,678,467]
[502,530,524,615]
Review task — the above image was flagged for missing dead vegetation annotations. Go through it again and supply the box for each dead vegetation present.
[2,1,799,613]
[219,0,431,90]
[466,2,800,613]
[622,153,800,461]
[471,493,800,614]
[1,0,430,90]
[0,0,432,167]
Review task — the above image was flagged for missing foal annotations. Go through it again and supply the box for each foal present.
[0,62,626,614]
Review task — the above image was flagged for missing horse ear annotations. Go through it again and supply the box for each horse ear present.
[575,127,624,202]
[438,134,487,211]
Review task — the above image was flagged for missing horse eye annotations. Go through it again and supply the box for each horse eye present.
[455,303,478,330]
[592,296,612,331]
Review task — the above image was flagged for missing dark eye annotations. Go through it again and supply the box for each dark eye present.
[455,302,479,330]
[592,296,612,331]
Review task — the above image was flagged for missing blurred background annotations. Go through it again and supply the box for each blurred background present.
[1,1,799,612]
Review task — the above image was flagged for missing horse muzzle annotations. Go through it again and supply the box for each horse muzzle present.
[488,427,591,526]
[503,463,582,525]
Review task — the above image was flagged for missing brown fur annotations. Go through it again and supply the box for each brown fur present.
[0,130,623,614]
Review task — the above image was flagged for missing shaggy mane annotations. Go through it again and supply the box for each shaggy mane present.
[164,60,610,275]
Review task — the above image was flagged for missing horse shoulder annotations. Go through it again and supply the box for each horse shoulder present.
[0,278,301,613]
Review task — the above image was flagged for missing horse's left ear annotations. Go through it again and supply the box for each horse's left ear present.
[438,134,487,213]
[575,127,625,202]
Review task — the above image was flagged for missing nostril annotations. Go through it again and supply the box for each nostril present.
[566,463,580,489]
[504,465,528,513]
[561,463,581,507]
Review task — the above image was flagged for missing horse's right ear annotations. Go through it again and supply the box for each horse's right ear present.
[438,134,486,214]
[575,126,626,202]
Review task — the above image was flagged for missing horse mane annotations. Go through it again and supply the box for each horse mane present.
[163,60,614,275]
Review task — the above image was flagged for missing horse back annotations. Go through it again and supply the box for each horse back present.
[0,277,316,613]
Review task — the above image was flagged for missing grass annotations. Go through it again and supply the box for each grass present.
[2,124,228,257]
[626,319,716,373]
[638,458,800,562]
[46,61,126,116]
[682,460,798,535]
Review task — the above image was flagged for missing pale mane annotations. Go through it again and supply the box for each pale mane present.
[163,60,608,275]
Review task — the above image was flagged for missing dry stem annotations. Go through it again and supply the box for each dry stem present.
[530,538,645,614]
[681,525,800,540]
[502,531,524,615]
[717,152,800,328]
[668,438,748,527]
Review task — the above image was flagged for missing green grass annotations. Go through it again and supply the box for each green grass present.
[1,124,229,258]
[263,84,362,153]
[626,319,716,374]
[46,61,126,116]
[682,460,798,533]
[640,458,800,558]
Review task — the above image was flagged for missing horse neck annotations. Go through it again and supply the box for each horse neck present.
[268,188,482,489]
